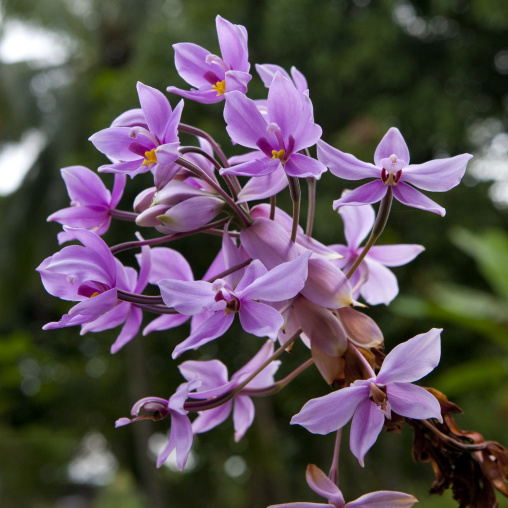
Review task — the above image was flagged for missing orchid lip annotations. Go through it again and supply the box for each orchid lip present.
[381,167,402,186]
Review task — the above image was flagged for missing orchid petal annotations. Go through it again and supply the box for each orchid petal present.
[158,279,215,315]
[235,260,268,294]
[337,307,384,348]
[141,247,193,285]
[233,395,255,441]
[239,300,284,339]
[318,140,380,180]
[172,312,234,358]
[284,153,327,179]
[110,306,143,353]
[179,359,229,388]
[216,16,249,71]
[333,181,388,209]
[402,153,472,191]
[387,382,442,422]
[237,167,289,203]
[192,403,232,434]
[392,182,445,216]
[220,157,280,177]
[267,73,302,144]
[346,491,417,507]
[224,91,275,149]
[240,217,298,270]
[302,257,352,309]
[338,203,375,250]
[142,313,189,335]
[373,128,409,167]
[360,259,399,306]
[306,464,345,507]
[350,398,385,467]
[291,384,368,435]
[367,244,424,266]
[376,328,442,385]
[136,82,172,142]
[239,251,311,302]
[89,127,142,161]
[172,42,217,88]
[59,165,110,207]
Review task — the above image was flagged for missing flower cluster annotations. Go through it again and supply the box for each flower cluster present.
[37,14,508,508]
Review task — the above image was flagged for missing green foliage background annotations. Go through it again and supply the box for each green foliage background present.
[0,0,507,506]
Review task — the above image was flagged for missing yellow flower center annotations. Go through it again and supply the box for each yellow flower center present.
[142,148,158,167]
[271,149,286,161]
[212,80,226,95]
[90,291,100,298]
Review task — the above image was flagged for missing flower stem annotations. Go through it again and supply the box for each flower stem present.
[176,156,252,227]
[241,358,314,397]
[110,218,230,254]
[346,187,393,279]
[348,342,376,378]
[329,428,342,486]
[306,177,316,236]
[184,329,302,412]
[110,209,138,221]
[288,176,301,243]
[206,258,252,283]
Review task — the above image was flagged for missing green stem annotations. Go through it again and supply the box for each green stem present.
[345,187,393,279]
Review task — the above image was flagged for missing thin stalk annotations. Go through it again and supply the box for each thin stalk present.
[206,258,252,283]
[184,329,302,412]
[328,429,342,486]
[117,290,164,305]
[110,217,230,254]
[269,195,276,220]
[305,177,316,236]
[178,123,229,167]
[176,156,251,227]
[110,209,138,221]
[419,419,497,452]
[348,342,376,378]
[288,176,301,243]
[179,145,239,202]
[241,358,314,397]
[346,187,393,279]
[132,303,180,315]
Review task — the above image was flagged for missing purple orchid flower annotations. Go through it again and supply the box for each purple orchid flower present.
[255,63,308,94]
[47,165,126,244]
[221,72,327,183]
[330,202,425,305]
[179,340,280,441]
[37,227,150,353]
[167,15,251,104]
[291,329,443,466]
[115,379,200,470]
[268,463,417,508]
[159,251,312,358]
[89,82,183,178]
[318,127,473,216]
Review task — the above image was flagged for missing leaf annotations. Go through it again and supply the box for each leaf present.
[451,228,508,305]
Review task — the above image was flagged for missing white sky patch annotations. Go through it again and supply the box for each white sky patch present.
[0,19,73,65]
[0,130,46,196]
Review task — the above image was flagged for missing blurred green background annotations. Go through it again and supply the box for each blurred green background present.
[1,0,508,506]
